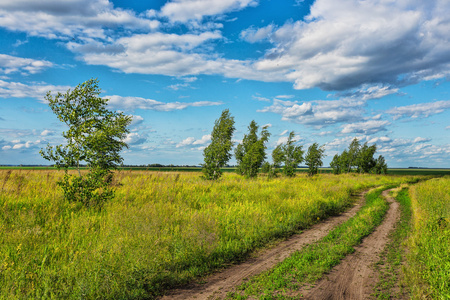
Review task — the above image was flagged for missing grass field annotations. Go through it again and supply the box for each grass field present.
[1,166,449,176]
[0,169,423,299]
[405,176,450,299]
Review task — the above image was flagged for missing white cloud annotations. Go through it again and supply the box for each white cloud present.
[123,132,146,145]
[159,0,259,23]
[240,24,274,43]
[413,137,431,143]
[252,95,271,102]
[279,130,288,136]
[333,85,399,101]
[130,115,144,126]
[192,134,211,145]
[177,135,211,148]
[10,140,41,150]
[0,0,159,40]
[0,54,53,75]
[107,95,222,112]
[386,100,450,120]
[40,129,54,136]
[70,31,224,76]
[341,120,390,134]
[276,134,302,146]
[248,0,450,90]
[0,80,71,101]
[176,137,195,148]
[259,98,365,126]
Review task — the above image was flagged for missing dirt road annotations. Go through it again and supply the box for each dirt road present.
[297,189,399,299]
[161,192,367,300]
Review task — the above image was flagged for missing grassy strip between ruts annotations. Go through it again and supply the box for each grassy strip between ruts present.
[373,187,412,299]
[227,185,395,300]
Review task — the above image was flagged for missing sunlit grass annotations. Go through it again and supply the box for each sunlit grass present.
[405,176,450,299]
[0,169,422,299]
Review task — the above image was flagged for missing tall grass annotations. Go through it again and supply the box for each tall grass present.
[405,176,450,299]
[0,170,420,299]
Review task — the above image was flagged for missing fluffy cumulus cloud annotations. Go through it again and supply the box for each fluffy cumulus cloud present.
[1,0,450,93]
[250,0,450,90]
[386,100,450,120]
[341,120,391,134]
[1,139,42,151]
[107,95,222,111]
[123,132,146,145]
[0,54,53,75]
[259,98,365,126]
[69,31,225,76]
[0,80,71,101]
[176,134,211,148]
[0,0,159,40]
[159,0,258,23]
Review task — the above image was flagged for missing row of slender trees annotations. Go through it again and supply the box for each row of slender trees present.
[202,109,387,180]
[40,79,388,206]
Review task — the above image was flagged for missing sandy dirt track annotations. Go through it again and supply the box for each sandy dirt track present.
[161,192,367,300]
[297,189,399,299]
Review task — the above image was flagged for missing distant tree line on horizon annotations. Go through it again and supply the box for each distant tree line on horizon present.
[202,109,387,180]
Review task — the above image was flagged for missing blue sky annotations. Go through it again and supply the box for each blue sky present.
[0,0,449,167]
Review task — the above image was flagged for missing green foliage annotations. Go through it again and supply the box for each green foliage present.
[202,109,235,180]
[305,143,325,176]
[0,170,420,299]
[406,177,450,299]
[373,155,388,174]
[331,138,387,175]
[260,161,279,178]
[346,137,361,172]
[357,142,377,173]
[330,154,341,174]
[40,78,131,206]
[235,121,270,178]
[273,131,304,177]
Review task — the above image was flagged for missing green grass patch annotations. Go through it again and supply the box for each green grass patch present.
[0,170,424,299]
[405,176,450,299]
[228,186,395,300]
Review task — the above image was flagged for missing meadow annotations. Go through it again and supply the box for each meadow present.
[405,176,450,299]
[0,169,428,299]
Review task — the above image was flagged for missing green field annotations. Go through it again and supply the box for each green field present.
[0,169,448,299]
[1,165,449,176]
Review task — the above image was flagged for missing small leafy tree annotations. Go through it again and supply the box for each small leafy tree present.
[305,143,325,176]
[202,109,235,180]
[339,150,350,174]
[235,121,270,178]
[40,78,132,206]
[373,155,388,174]
[330,154,341,174]
[357,142,377,173]
[346,138,361,172]
[273,131,304,177]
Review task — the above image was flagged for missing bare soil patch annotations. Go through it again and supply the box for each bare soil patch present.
[161,192,367,300]
[297,189,399,299]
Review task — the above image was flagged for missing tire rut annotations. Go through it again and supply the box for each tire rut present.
[161,191,368,300]
[297,189,399,300]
